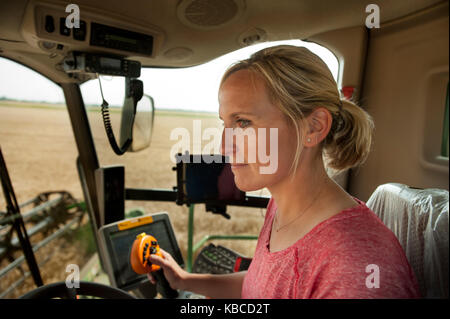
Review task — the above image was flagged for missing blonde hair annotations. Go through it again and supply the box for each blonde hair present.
[220,45,374,173]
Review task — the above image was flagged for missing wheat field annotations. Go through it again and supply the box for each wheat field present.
[0,103,268,298]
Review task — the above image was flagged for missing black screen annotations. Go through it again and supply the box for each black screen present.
[180,155,245,203]
[100,57,121,70]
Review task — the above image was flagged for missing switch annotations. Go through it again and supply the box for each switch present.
[45,15,55,33]
[73,20,86,41]
[59,17,70,36]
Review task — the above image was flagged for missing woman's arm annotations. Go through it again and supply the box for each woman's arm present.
[182,271,247,299]
[147,248,246,299]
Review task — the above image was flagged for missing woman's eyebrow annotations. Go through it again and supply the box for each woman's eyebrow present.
[219,112,258,120]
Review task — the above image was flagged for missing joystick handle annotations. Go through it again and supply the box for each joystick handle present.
[130,232,179,298]
[154,269,179,299]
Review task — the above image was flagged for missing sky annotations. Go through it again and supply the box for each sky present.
[0,39,338,113]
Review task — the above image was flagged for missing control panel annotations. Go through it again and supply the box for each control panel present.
[21,2,162,58]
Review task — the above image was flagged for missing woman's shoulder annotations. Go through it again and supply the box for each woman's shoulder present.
[313,199,399,244]
[302,199,409,264]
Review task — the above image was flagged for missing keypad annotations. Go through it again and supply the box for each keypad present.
[192,244,247,274]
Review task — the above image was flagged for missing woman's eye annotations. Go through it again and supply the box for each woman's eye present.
[237,119,251,128]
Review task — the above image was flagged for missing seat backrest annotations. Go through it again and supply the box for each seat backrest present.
[366,183,449,299]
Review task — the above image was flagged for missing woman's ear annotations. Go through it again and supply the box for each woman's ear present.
[304,107,332,147]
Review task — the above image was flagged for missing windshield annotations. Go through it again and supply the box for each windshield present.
[81,40,338,113]
[80,40,338,192]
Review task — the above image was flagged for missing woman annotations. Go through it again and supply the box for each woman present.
[148,45,421,299]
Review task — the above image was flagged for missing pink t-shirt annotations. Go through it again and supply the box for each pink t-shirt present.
[241,198,421,299]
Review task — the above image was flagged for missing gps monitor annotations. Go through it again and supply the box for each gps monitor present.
[98,212,184,291]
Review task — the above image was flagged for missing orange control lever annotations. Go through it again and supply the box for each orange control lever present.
[130,232,179,298]
[130,232,163,274]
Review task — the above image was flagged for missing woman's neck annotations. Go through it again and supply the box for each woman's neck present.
[268,154,332,226]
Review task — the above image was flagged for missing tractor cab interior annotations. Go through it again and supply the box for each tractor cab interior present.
[0,0,448,300]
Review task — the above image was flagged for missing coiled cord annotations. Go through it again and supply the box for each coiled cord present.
[98,76,131,155]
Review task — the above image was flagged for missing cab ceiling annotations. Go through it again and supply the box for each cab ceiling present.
[0,0,445,83]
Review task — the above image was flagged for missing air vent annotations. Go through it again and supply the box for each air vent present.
[238,27,267,47]
[177,0,245,30]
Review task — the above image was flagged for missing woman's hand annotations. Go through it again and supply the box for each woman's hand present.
[147,248,246,298]
[146,248,189,290]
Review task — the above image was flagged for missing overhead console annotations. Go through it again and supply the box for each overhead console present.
[21,1,164,61]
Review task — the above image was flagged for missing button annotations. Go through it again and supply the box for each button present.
[59,17,70,36]
[73,20,86,41]
[45,15,55,33]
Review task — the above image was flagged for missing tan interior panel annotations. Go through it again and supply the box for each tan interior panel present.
[349,3,449,201]
[309,26,368,99]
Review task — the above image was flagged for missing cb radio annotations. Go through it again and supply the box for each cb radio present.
[63,52,141,77]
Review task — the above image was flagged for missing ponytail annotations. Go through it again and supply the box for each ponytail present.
[323,99,374,171]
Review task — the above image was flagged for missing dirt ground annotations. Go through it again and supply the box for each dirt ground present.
[0,103,268,298]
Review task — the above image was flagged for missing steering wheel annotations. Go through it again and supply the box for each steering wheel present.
[19,281,137,299]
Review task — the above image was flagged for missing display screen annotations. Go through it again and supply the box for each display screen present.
[100,57,121,70]
[182,159,245,203]
[90,22,153,55]
[105,34,137,45]
[108,218,183,288]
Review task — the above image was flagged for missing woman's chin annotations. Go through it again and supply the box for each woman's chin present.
[231,164,266,192]
[233,175,262,192]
